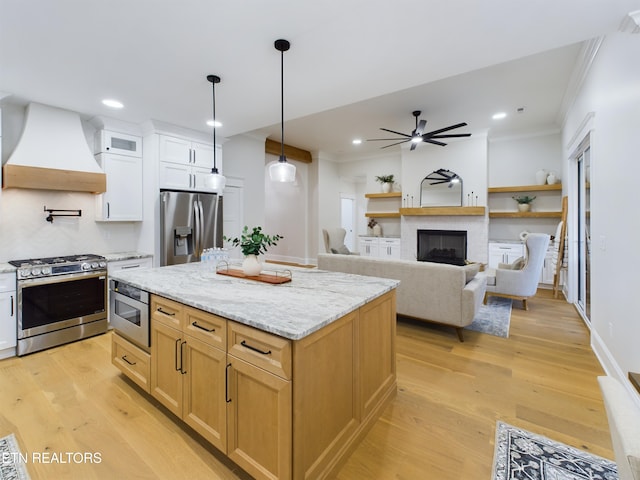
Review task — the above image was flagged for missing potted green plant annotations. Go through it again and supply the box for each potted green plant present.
[375,174,395,193]
[224,226,283,276]
[513,195,536,212]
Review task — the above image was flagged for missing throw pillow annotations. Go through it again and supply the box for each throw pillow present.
[498,256,525,270]
[331,245,351,255]
[463,263,481,283]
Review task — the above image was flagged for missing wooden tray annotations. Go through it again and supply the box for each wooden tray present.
[216,267,292,284]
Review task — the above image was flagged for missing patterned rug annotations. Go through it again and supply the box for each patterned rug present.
[465,297,512,338]
[492,421,618,480]
[0,433,30,480]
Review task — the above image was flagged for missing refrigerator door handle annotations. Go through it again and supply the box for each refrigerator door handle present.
[198,199,205,257]
[193,200,201,258]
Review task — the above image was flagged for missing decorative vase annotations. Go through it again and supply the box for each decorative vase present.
[242,254,262,276]
[517,203,531,212]
[535,169,547,185]
[372,224,382,237]
[547,172,558,185]
[381,182,392,193]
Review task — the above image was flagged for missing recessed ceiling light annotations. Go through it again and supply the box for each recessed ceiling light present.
[207,120,223,127]
[102,99,124,109]
[352,139,362,145]
[492,112,507,120]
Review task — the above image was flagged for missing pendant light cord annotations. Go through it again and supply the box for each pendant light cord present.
[207,74,221,174]
[280,47,285,162]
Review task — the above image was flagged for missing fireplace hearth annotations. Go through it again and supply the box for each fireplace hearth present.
[417,229,467,266]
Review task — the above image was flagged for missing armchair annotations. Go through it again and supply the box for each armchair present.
[484,233,550,310]
[322,228,358,255]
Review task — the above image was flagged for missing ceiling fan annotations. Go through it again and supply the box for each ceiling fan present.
[368,110,471,150]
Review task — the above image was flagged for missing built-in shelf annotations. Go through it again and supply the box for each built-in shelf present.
[364,212,401,218]
[365,192,403,198]
[488,184,562,193]
[489,211,562,218]
[400,206,486,216]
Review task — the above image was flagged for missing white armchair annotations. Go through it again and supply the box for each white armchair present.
[322,228,358,255]
[598,376,640,480]
[484,233,550,310]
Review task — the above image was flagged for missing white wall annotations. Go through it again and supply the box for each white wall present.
[562,32,640,389]
[488,132,563,241]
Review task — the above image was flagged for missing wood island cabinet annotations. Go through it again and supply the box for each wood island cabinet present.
[132,290,397,480]
[150,296,228,452]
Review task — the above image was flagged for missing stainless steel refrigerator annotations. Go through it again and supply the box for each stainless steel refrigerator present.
[160,190,223,266]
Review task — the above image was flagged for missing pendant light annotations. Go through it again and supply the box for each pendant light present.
[269,39,296,183]
[204,74,226,194]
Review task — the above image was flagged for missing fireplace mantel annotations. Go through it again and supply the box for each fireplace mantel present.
[400,206,485,216]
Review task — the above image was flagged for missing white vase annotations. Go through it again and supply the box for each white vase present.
[547,172,558,185]
[372,224,382,237]
[242,254,262,276]
[517,203,531,212]
[535,169,547,185]
[381,182,392,193]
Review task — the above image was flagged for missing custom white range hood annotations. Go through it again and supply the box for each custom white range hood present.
[2,102,106,193]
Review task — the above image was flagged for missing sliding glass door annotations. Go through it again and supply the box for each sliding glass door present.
[576,147,591,322]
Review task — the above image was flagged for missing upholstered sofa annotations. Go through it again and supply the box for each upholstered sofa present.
[317,253,487,341]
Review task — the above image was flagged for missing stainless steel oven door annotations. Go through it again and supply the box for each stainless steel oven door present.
[110,289,150,351]
[17,270,107,339]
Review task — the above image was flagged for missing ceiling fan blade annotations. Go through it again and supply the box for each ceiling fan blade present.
[410,141,418,151]
[380,127,411,138]
[429,180,451,185]
[422,138,448,147]
[414,119,426,136]
[380,139,411,149]
[367,138,410,142]
[423,122,468,137]
[429,133,472,139]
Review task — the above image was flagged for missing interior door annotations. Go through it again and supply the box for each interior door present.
[340,194,356,251]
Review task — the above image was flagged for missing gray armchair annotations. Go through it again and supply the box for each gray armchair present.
[484,233,550,310]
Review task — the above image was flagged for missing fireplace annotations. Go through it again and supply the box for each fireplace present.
[417,229,467,266]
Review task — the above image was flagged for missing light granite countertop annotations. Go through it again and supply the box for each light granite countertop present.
[102,252,154,262]
[0,263,16,274]
[109,262,399,340]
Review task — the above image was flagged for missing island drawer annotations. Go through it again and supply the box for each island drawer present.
[228,322,292,380]
[112,332,151,393]
[151,295,184,329]
[184,306,226,350]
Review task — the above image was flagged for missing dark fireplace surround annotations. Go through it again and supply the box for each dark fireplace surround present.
[417,229,467,266]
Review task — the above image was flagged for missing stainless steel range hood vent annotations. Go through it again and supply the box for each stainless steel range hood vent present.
[2,102,106,193]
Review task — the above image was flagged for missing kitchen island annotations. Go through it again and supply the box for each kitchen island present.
[109,262,399,480]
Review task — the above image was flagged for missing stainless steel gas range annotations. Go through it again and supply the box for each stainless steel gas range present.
[9,254,108,356]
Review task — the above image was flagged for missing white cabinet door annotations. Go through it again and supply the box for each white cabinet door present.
[0,272,16,356]
[359,237,379,257]
[108,257,153,274]
[378,238,401,259]
[159,161,193,190]
[96,153,143,221]
[488,243,524,268]
[540,247,555,284]
[160,135,192,165]
[191,142,214,169]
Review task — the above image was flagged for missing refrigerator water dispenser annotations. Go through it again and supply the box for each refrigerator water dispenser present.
[174,226,194,256]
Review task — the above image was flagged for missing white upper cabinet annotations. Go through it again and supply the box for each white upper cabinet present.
[95,153,143,221]
[158,135,222,191]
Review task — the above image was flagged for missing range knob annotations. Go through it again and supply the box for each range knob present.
[20,269,32,278]
[98,261,107,268]
[42,266,52,275]
[91,262,99,269]
[81,263,91,271]
[31,267,42,276]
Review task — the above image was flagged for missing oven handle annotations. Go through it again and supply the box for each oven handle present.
[17,270,106,287]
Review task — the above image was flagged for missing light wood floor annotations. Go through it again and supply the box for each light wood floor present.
[0,289,612,479]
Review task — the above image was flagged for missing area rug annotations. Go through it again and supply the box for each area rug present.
[492,421,618,480]
[465,297,512,338]
[0,433,30,480]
